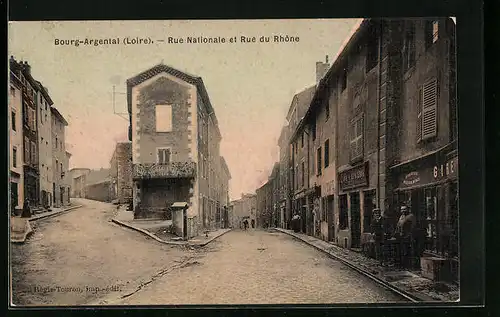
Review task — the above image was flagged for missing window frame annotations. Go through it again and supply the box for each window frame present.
[402,22,416,73]
[317,147,322,176]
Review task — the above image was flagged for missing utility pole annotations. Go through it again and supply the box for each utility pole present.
[112,85,128,121]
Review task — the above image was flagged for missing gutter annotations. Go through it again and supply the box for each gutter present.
[376,21,382,208]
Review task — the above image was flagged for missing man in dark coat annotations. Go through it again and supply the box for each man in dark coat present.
[370,208,384,264]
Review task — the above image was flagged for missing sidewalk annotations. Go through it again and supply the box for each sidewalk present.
[10,204,83,243]
[112,209,231,247]
[29,204,83,222]
[275,228,459,302]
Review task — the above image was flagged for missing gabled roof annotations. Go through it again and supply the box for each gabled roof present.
[50,107,68,126]
[286,85,316,121]
[126,63,221,137]
[35,80,54,105]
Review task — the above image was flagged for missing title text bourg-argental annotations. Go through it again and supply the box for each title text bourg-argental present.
[54,35,300,47]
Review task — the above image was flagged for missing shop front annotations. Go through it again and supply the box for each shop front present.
[337,161,374,250]
[390,148,458,283]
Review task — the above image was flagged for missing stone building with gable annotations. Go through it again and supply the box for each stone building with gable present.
[126,63,229,238]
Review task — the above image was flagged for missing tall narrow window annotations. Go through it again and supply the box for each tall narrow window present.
[402,22,416,72]
[317,147,322,175]
[366,27,378,71]
[340,67,347,92]
[350,116,364,161]
[425,20,439,49]
[157,148,171,164]
[155,105,173,132]
[12,147,17,168]
[301,161,305,187]
[11,111,16,131]
[326,100,330,120]
[24,137,30,164]
[55,137,58,148]
[31,108,36,130]
[31,142,36,164]
[312,119,317,141]
[301,132,304,148]
[324,139,330,168]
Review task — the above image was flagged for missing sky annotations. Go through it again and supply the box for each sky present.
[8,19,359,200]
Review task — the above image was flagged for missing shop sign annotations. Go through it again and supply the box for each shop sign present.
[403,171,420,186]
[339,162,368,190]
[433,156,458,180]
[398,154,458,188]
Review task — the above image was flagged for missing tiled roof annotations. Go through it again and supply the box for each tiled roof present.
[126,63,221,137]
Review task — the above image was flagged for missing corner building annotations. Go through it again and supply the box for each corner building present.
[127,64,229,238]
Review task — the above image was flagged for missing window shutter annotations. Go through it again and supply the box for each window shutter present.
[417,88,423,143]
[357,116,364,158]
[349,121,356,160]
[422,78,438,140]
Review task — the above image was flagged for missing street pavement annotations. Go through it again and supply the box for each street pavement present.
[107,229,405,305]
[11,199,405,306]
[10,198,191,306]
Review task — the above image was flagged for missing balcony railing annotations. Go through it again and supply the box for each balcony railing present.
[132,162,197,180]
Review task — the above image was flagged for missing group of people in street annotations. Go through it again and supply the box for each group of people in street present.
[369,204,426,269]
[241,218,255,231]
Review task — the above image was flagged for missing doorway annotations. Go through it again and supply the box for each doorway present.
[327,195,335,241]
[11,182,18,210]
[183,209,188,239]
[350,192,361,249]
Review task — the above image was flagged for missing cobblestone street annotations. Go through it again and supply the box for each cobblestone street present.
[108,229,406,305]
[11,199,406,306]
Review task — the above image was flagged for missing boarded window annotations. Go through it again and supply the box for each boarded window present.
[350,115,364,161]
[421,78,438,140]
[157,148,171,164]
[155,105,173,132]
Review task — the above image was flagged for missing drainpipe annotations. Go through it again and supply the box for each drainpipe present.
[376,21,383,213]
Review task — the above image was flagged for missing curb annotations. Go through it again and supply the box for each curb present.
[29,205,84,222]
[111,218,231,247]
[10,221,33,244]
[275,228,433,302]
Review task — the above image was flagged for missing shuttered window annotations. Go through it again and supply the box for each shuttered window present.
[157,148,171,164]
[350,115,364,161]
[419,78,438,141]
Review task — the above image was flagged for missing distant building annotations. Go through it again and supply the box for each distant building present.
[230,193,256,229]
[109,142,133,204]
[69,168,91,198]
[127,63,230,237]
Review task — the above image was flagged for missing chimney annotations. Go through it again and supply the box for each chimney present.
[316,55,330,84]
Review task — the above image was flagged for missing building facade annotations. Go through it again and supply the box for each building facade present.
[10,59,40,207]
[127,63,229,237]
[281,18,458,282]
[277,124,290,229]
[9,68,24,211]
[36,82,54,208]
[109,142,133,204]
[51,107,70,207]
